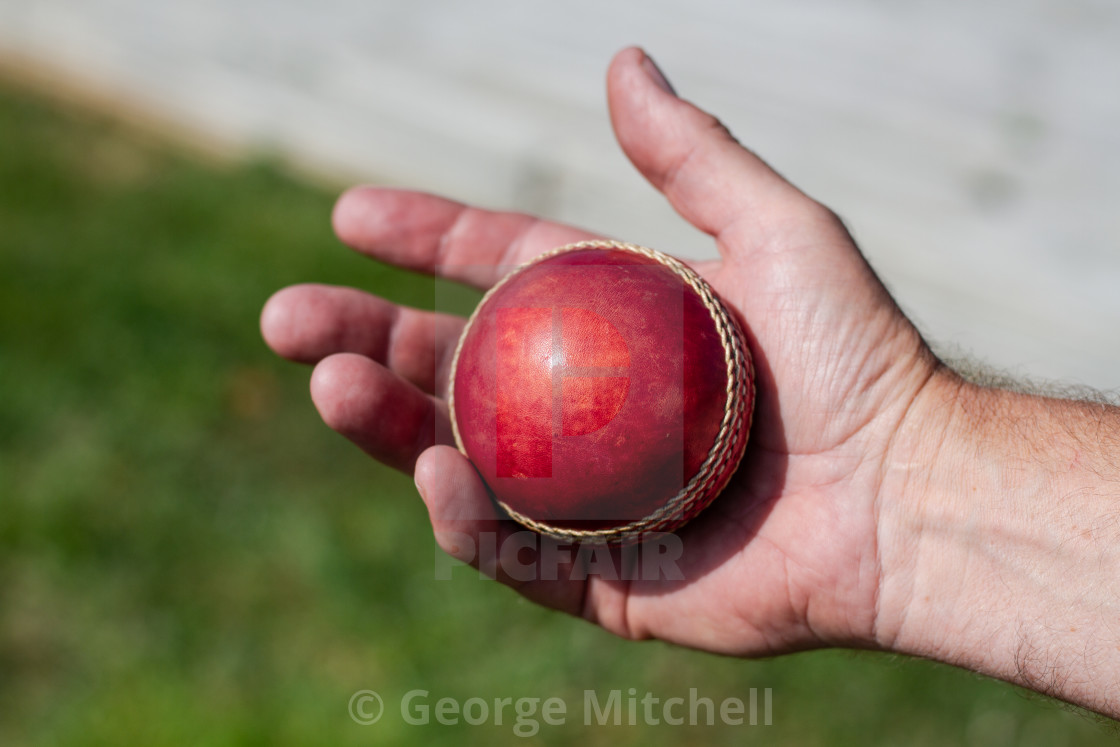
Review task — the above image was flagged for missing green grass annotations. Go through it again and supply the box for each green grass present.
[0,81,1113,746]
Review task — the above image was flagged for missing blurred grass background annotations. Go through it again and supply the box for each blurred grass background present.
[0,79,1115,746]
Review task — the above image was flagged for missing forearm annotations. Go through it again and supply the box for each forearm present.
[876,369,1120,716]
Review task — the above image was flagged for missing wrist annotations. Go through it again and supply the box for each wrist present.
[873,369,1120,714]
[872,368,975,656]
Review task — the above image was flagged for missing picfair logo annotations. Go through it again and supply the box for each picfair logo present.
[496,307,630,478]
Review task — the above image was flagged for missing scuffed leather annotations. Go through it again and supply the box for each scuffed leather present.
[454,249,730,530]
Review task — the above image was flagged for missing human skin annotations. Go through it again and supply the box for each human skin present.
[260,47,1120,717]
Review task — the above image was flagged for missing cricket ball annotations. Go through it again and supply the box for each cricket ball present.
[448,241,754,544]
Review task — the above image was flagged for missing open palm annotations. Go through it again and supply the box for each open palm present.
[261,47,937,658]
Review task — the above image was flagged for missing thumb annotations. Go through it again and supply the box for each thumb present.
[607,47,820,253]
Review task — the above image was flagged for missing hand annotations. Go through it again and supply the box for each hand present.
[260,47,939,657]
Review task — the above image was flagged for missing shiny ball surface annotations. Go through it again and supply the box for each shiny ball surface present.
[449,242,753,544]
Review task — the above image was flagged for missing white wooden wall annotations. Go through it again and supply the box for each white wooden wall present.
[2,0,1118,388]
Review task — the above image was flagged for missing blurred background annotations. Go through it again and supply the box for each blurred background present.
[1,0,1118,744]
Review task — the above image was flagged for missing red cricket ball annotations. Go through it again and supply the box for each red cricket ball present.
[449,241,754,544]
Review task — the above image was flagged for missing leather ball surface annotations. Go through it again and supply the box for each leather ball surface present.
[449,242,753,544]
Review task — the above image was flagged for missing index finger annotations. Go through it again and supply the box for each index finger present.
[332,187,600,289]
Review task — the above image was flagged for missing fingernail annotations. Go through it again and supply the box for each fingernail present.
[641,52,677,96]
